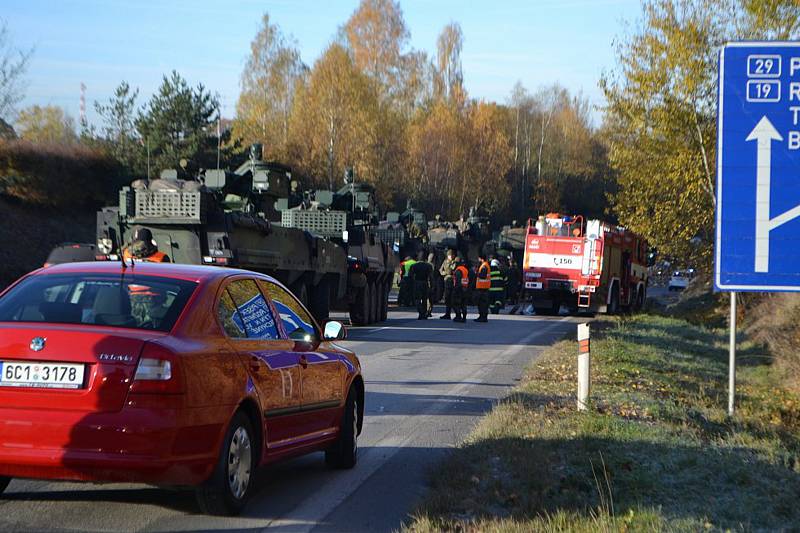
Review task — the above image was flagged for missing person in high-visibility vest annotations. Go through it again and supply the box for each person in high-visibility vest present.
[489,258,507,314]
[451,257,470,323]
[474,253,491,322]
[123,227,170,263]
[398,256,417,307]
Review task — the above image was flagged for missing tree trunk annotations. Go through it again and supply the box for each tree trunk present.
[692,108,716,208]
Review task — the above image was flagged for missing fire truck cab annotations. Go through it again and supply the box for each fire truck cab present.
[522,214,648,314]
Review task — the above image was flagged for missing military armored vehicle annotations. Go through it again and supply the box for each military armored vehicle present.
[372,200,428,260]
[96,144,387,325]
[486,221,526,264]
[278,169,397,325]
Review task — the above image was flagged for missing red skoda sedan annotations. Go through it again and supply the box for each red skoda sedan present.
[0,262,363,515]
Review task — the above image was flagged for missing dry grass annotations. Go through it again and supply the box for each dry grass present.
[404,315,800,532]
[745,293,800,393]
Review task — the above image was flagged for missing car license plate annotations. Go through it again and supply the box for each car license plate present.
[0,361,85,389]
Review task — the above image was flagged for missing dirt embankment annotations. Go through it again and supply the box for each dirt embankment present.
[0,196,95,289]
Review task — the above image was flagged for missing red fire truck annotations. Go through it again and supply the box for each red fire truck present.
[522,214,648,314]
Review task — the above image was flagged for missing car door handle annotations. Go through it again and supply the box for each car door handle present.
[249,356,261,372]
[299,355,308,369]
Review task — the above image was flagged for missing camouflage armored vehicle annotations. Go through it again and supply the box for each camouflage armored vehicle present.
[96,145,385,325]
[278,169,397,325]
[483,221,525,263]
[372,200,428,260]
[459,207,493,263]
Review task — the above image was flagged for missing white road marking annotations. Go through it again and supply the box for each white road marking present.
[262,317,573,532]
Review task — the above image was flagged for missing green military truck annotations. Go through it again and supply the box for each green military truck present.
[95,145,395,325]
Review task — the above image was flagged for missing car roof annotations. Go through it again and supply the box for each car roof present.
[33,261,279,284]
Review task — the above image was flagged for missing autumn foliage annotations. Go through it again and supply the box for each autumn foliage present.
[234,0,610,221]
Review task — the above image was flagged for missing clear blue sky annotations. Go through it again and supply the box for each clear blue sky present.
[5,0,641,127]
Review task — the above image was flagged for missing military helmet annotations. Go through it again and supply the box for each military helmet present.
[132,227,154,244]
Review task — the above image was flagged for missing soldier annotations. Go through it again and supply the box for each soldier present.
[474,252,491,322]
[426,252,436,317]
[408,250,433,320]
[452,256,470,323]
[123,227,170,263]
[439,248,457,319]
[128,284,166,328]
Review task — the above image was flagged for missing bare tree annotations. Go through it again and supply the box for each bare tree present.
[0,20,33,122]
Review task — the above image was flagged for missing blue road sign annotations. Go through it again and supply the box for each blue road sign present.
[716,42,800,291]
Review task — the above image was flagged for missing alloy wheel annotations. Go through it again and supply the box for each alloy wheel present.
[227,426,252,500]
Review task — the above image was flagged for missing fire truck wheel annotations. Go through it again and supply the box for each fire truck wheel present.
[608,285,620,314]
[636,288,645,311]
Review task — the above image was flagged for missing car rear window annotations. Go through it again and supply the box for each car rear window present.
[0,273,197,332]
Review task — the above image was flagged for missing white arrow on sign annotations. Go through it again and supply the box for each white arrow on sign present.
[746,115,792,273]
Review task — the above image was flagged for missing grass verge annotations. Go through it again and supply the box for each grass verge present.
[405,314,800,532]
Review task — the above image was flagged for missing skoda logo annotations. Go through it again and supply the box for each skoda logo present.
[30,337,46,352]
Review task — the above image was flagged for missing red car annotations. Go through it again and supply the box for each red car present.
[0,262,363,515]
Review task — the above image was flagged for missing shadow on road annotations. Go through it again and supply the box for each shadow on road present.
[346,316,572,347]
[366,379,511,387]
[2,446,454,531]
[364,391,496,417]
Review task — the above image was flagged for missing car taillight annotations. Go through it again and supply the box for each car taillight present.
[135,359,172,380]
[129,343,184,395]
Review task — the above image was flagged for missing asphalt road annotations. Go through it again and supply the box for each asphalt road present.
[0,307,577,533]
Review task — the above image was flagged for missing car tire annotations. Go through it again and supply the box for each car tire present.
[325,387,359,469]
[0,477,10,495]
[195,412,256,516]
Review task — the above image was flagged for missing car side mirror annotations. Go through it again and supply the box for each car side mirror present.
[323,320,347,341]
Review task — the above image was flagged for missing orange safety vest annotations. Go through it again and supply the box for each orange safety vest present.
[475,261,491,290]
[123,249,170,263]
[454,265,470,288]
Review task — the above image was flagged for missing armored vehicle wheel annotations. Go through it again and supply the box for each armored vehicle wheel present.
[310,279,330,322]
[380,282,389,321]
[293,282,309,308]
[349,286,369,326]
[368,282,378,324]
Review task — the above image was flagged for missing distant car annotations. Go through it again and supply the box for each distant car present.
[44,243,97,267]
[0,262,362,515]
[668,271,690,291]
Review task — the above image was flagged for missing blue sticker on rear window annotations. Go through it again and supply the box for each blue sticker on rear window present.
[233,295,278,340]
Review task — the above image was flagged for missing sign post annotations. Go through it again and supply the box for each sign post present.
[577,323,591,411]
[717,42,800,415]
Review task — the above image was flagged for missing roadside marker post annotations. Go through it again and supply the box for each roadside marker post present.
[577,323,590,411]
[717,42,800,416]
